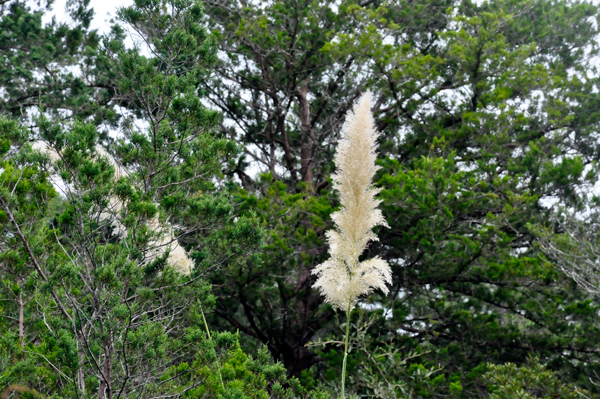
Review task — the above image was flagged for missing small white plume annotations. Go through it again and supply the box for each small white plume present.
[312,92,392,311]
[33,140,193,275]
[32,141,61,162]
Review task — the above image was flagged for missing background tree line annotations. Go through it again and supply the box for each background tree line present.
[1,0,600,397]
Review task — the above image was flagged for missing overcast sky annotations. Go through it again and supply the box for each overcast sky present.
[42,0,132,34]
[37,0,600,191]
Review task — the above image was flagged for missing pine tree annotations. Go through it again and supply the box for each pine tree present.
[0,0,265,397]
[0,0,120,123]
[204,0,600,395]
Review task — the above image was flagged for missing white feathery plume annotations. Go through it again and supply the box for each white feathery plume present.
[33,141,193,275]
[145,216,193,274]
[312,92,391,311]
[32,141,61,162]
[93,145,127,236]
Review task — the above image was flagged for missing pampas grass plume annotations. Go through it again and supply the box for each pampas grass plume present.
[312,91,391,311]
[34,141,193,275]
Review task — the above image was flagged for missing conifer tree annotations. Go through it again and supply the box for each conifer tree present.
[0,0,119,123]
[204,0,600,396]
[0,0,269,397]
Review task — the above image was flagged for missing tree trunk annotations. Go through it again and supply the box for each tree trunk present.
[281,344,319,377]
[98,344,112,399]
[17,279,24,347]
[77,344,86,394]
[297,84,313,184]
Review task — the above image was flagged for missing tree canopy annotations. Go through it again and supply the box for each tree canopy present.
[2,0,600,397]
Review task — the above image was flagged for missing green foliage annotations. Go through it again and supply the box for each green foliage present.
[187,333,325,398]
[0,0,120,123]
[3,0,600,397]
[212,176,335,373]
[484,356,588,398]
[203,0,600,396]
[0,0,271,397]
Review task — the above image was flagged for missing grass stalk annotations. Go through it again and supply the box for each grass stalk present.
[341,305,352,399]
[200,302,225,391]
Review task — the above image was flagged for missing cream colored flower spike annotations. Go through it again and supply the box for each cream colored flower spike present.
[312,92,391,311]
[33,141,193,275]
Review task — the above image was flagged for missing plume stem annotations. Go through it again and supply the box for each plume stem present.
[341,303,351,399]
